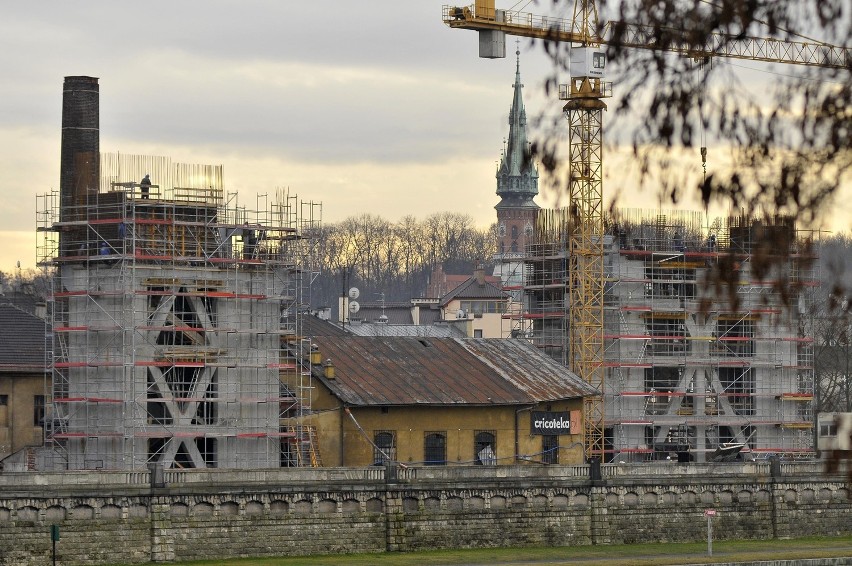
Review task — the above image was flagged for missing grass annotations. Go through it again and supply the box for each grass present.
[108,535,852,566]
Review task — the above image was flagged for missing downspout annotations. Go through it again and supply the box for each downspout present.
[339,403,346,466]
[515,404,535,462]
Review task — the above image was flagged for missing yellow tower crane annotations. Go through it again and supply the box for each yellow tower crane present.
[443,0,850,460]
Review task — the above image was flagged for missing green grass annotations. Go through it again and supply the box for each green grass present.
[108,536,852,566]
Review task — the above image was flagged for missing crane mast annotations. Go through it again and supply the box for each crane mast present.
[567,97,607,459]
[449,0,611,460]
[563,0,608,461]
[443,0,849,462]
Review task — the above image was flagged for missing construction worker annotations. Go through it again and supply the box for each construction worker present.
[140,174,151,200]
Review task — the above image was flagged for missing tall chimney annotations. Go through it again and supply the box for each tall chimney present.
[60,76,99,224]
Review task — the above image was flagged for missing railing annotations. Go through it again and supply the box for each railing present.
[172,186,223,205]
[0,461,841,490]
[162,466,385,485]
[0,470,151,488]
[396,464,590,482]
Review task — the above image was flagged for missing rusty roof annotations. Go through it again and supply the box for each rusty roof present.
[311,336,595,406]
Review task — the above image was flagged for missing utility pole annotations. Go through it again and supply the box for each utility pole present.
[844,323,850,412]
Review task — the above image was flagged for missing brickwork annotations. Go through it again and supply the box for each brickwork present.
[0,465,849,565]
[59,76,99,223]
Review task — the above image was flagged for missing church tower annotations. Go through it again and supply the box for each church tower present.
[495,48,539,257]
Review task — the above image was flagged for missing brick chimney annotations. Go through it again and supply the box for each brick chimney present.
[474,264,485,286]
[60,76,99,225]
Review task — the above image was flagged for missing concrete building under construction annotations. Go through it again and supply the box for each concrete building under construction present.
[503,207,816,462]
[488,53,816,462]
[36,76,320,470]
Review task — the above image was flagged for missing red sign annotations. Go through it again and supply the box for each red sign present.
[704,509,717,517]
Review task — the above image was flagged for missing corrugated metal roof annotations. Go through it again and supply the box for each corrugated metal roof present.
[301,314,348,336]
[0,302,49,372]
[344,323,465,338]
[354,304,412,325]
[417,307,442,325]
[459,339,596,401]
[311,336,595,407]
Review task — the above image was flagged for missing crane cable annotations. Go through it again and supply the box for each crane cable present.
[699,58,708,184]
[344,407,407,468]
[508,0,534,11]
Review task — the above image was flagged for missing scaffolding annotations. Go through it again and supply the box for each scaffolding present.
[512,207,817,462]
[502,209,572,363]
[495,248,528,341]
[36,153,322,470]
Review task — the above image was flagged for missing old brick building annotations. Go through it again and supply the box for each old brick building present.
[292,335,594,467]
[0,301,49,465]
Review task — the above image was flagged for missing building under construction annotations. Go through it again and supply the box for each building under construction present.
[36,76,321,470]
[504,208,817,462]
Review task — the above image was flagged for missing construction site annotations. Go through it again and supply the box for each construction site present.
[501,207,817,462]
[444,0,842,462]
[27,0,839,471]
[35,76,321,470]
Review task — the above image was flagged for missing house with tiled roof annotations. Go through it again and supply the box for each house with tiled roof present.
[331,267,507,338]
[0,301,49,466]
[292,336,596,467]
[426,262,501,298]
[438,266,508,338]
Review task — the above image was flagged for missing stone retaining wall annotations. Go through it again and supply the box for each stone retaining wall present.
[0,463,849,565]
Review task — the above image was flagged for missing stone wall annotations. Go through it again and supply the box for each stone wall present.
[0,463,849,565]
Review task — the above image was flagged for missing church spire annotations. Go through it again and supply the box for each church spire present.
[496,45,539,209]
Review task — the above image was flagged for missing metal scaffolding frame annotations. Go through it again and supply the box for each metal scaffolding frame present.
[37,153,321,470]
[508,207,817,462]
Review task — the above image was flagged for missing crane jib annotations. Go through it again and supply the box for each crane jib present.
[443,5,851,70]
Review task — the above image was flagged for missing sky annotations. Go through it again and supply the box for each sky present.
[0,1,849,274]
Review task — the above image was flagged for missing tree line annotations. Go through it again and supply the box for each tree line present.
[306,212,496,310]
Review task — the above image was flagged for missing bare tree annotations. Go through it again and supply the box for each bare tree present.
[531,0,849,217]
[395,215,427,289]
[310,213,495,313]
[812,235,852,413]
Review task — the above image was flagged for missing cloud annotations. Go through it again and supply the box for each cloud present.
[2,1,847,275]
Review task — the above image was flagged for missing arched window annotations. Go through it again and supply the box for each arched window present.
[511,225,518,239]
[424,432,446,465]
[474,431,496,465]
[373,431,396,464]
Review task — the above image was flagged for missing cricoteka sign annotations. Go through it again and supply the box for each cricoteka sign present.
[530,411,575,435]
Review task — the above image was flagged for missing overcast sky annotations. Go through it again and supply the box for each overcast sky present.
[1,1,848,273]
